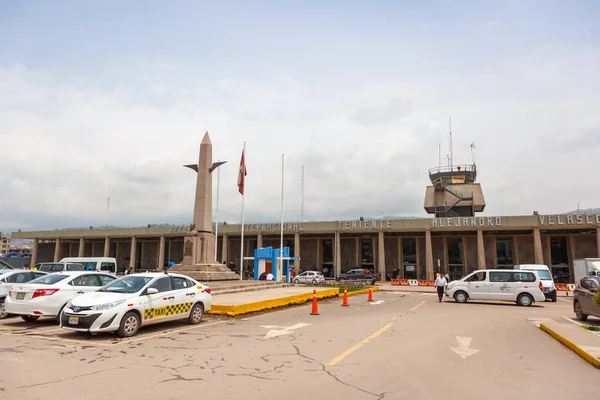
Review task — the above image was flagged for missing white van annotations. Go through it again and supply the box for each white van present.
[59,257,117,274]
[445,269,546,306]
[513,264,557,302]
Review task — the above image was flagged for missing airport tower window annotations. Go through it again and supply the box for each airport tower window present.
[496,238,514,268]
[402,238,417,279]
[447,238,464,280]
[361,238,374,268]
[550,237,570,283]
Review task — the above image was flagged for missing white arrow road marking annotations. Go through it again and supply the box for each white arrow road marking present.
[369,300,385,305]
[527,317,557,327]
[262,323,311,339]
[450,336,480,359]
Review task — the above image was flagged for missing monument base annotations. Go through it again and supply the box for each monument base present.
[170,262,240,281]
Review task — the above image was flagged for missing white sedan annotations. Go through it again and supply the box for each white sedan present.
[0,270,48,319]
[4,271,117,322]
[60,272,212,337]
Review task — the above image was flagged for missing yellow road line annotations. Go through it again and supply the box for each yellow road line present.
[410,301,426,312]
[326,322,393,366]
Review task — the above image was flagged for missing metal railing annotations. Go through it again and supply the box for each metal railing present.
[428,164,476,175]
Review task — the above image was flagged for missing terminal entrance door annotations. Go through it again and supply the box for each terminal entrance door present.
[265,260,272,274]
[448,238,465,280]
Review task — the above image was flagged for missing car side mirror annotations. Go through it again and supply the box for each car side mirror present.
[146,288,158,295]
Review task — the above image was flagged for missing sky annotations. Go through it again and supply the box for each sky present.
[1,0,600,231]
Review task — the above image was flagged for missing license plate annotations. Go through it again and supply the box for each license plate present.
[16,292,25,300]
[68,316,79,325]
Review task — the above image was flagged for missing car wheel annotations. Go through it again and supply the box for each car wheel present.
[517,293,533,307]
[0,299,7,319]
[188,303,204,325]
[311,279,317,284]
[371,279,376,286]
[21,315,40,322]
[294,278,300,284]
[117,311,140,338]
[574,301,588,321]
[551,296,557,303]
[454,291,468,303]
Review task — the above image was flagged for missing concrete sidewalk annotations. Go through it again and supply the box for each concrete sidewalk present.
[208,285,381,316]
[208,286,339,316]
[540,322,600,368]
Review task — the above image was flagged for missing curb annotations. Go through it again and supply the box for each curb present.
[338,287,381,297]
[539,323,600,369]
[208,288,339,317]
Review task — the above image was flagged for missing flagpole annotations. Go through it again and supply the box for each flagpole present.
[214,160,221,262]
[239,142,246,280]
[105,185,111,229]
[279,154,284,281]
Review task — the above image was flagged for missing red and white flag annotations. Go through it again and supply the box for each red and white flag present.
[237,146,247,195]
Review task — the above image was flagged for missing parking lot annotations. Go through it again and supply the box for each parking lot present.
[2,292,599,400]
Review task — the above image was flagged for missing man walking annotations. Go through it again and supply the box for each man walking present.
[434,273,447,303]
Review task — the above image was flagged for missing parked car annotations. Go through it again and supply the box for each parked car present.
[573,275,600,321]
[445,269,545,306]
[293,271,325,284]
[0,270,48,319]
[59,257,118,274]
[4,271,117,322]
[336,269,380,285]
[34,262,85,273]
[61,273,212,338]
[513,264,557,302]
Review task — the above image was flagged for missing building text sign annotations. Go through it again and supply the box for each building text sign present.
[539,214,600,225]
[244,223,305,233]
[338,220,393,230]
[432,217,503,228]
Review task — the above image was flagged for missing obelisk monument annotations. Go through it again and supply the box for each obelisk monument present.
[173,131,239,280]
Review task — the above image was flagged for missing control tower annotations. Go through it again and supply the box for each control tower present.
[424,164,486,217]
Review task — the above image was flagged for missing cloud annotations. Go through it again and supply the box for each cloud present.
[1,35,600,231]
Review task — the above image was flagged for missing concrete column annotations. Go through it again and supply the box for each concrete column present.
[568,235,576,282]
[257,233,263,249]
[425,229,433,280]
[378,231,385,278]
[477,229,486,269]
[335,232,341,276]
[597,227,600,258]
[294,232,301,274]
[513,236,520,265]
[103,237,110,257]
[53,238,61,262]
[130,237,137,271]
[397,238,403,279]
[31,238,39,266]
[533,228,544,265]
[462,236,468,274]
[355,238,361,269]
[158,235,166,269]
[78,238,85,257]
[545,236,552,267]
[221,234,228,263]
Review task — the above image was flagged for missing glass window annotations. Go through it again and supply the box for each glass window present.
[66,263,84,271]
[402,238,417,279]
[70,275,102,287]
[467,272,486,282]
[84,262,98,271]
[447,238,464,264]
[100,262,115,272]
[149,277,172,293]
[99,276,152,294]
[513,272,536,282]
[490,271,512,282]
[496,238,514,266]
[29,274,68,285]
[580,279,591,290]
[6,273,29,283]
[172,277,192,290]
[99,275,116,285]
[590,280,599,290]
[39,263,61,272]
[32,272,46,279]
[361,238,374,266]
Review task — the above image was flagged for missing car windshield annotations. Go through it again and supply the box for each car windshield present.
[99,276,153,294]
[525,269,552,280]
[29,274,69,285]
[39,263,61,272]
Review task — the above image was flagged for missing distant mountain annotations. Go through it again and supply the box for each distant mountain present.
[566,208,600,214]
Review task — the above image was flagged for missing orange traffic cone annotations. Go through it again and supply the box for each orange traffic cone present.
[310,289,319,315]
[368,285,374,302]
[342,286,349,307]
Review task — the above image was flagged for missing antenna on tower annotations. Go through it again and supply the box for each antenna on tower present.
[301,166,305,222]
[449,117,453,170]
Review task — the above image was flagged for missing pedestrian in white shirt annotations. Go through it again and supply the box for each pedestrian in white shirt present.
[266,272,275,281]
[434,273,448,303]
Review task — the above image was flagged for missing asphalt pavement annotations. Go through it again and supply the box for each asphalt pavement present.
[1,292,597,400]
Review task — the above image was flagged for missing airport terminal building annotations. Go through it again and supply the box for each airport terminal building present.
[12,164,600,284]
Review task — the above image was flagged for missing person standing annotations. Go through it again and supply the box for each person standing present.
[434,273,447,303]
